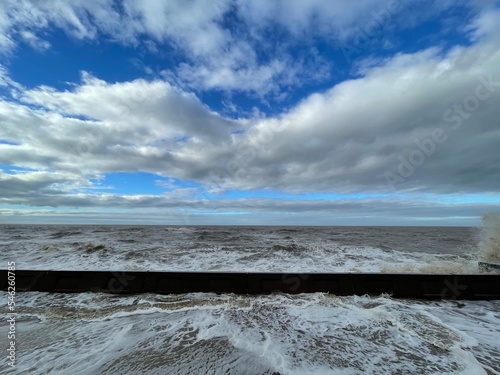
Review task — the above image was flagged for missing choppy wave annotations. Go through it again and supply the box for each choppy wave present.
[50,230,83,239]
[1,225,499,374]
[1,292,498,374]
[0,225,492,274]
[80,243,110,254]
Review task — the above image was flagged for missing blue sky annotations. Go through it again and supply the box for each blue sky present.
[0,0,500,225]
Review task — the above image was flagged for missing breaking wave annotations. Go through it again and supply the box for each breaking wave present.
[479,212,500,263]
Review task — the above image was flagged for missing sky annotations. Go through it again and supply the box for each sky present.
[0,0,500,226]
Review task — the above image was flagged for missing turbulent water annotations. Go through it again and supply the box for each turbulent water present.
[0,225,488,273]
[1,225,499,374]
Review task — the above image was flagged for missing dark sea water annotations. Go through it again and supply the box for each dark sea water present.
[1,225,499,374]
[0,225,485,272]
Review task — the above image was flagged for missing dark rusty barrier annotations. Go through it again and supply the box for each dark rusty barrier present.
[1,270,499,300]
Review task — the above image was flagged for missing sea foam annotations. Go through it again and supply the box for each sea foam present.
[479,212,500,263]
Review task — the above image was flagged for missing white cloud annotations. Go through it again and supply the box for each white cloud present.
[1,5,500,222]
[466,7,500,42]
[1,21,500,198]
[0,0,482,96]
[19,30,50,51]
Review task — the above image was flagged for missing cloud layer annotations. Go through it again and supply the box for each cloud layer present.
[1,2,500,224]
[0,0,480,95]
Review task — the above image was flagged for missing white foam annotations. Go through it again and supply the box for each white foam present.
[2,239,484,274]
[479,212,500,263]
[2,225,493,274]
[2,292,498,374]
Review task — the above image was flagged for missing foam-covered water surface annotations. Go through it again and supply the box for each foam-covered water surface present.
[2,224,499,374]
[0,225,489,273]
[0,292,498,374]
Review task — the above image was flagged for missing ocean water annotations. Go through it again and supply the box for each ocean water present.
[1,224,499,374]
[0,225,488,273]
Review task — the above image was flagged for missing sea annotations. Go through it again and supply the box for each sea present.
[1,223,499,375]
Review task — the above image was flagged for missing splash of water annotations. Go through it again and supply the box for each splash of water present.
[478,212,500,263]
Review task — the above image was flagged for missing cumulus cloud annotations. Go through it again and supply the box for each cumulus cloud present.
[0,0,481,96]
[1,4,500,222]
[2,31,500,191]
[200,32,500,194]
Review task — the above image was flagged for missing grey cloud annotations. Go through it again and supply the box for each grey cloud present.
[0,171,84,201]
[0,8,500,224]
[0,191,497,226]
[2,34,500,197]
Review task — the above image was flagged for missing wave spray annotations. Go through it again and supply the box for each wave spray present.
[478,212,500,271]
